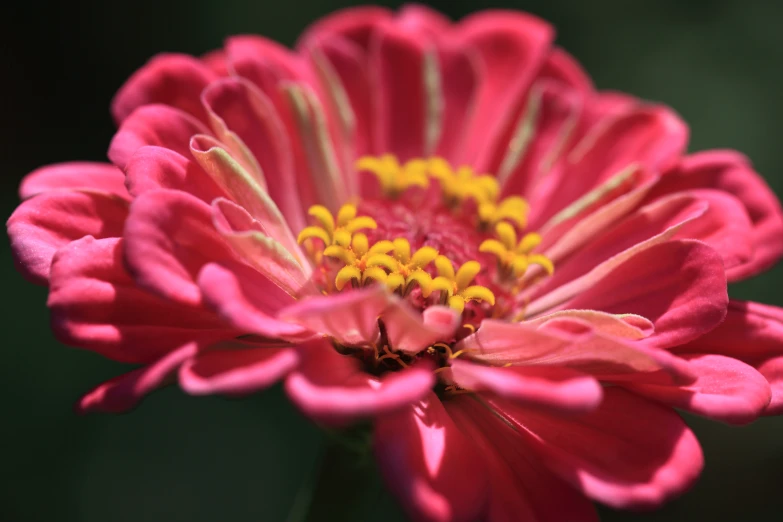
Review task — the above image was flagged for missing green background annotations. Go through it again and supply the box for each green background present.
[2,0,782,520]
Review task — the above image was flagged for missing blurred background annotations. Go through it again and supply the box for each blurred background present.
[2,0,783,520]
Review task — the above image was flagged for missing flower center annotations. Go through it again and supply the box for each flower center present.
[296,155,554,375]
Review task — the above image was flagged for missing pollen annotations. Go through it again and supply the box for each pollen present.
[297,203,377,248]
[430,255,495,312]
[480,222,554,280]
[428,157,499,207]
[356,154,429,198]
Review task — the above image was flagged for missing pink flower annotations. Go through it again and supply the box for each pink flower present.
[8,5,783,521]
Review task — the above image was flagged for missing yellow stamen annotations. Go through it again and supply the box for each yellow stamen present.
[357,154,430,197]
[432,256,495,311]
[479,222,554,282]
[297,203,377,249]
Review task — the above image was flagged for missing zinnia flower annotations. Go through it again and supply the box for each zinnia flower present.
[8,5,783,521]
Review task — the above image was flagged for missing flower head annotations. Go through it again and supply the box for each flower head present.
[8,4,783,522]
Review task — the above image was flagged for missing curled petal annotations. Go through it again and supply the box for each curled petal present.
[19,162,129,200]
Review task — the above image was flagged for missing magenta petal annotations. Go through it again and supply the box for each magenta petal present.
[623,353,771,425]
[374,393,488,522]
[456,10,553,167]
[280,286,390,346]
[19,162,130,200]
[125,145,225,203]
[757,356,783,414]
[651,150,783,281]
[77,341,199,414]
[446,397,600,522]
[297,6,391,51]
[538,47,593,93]
[371,21,431,161]
[197,262,307,339]
[383,303,460,354]
[450,360,602,414]
[123,189,237,306]
[7,190,128,285]
[180,344,299,396]
[108,104,210,170]
[285,340,435,424]
[111,53,217,124]
[49,237,236,363]
[486,388,703,509]
[559,240,728,349]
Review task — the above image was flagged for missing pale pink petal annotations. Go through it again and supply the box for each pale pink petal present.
[180,343,299,396]
[123,189,237,306]
[76,341,199,414]
[279,285,389,346]
[374,392,488,522]
[446,397,600,522]
[49,237,236,364]
[197,262,308,340]
[211,199,313,296]
[111,53,217,124]
[8,190,128,285]
[623,353,771,425]
[19,162,130,200]
[108,104,210,169]
[285,340,435,424]
[202,78,306,231]
[383,302,460,354]
[484,388,703,509]
[524,309,654,339]
[450,360,602,414]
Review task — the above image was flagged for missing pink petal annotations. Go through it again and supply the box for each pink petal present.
[49,237,236,364]
[285,340,435,424]
[680,300,783,415]
[531,192,728,302]
[497,81,583,199]
[485,388,703,509]
[757,356,783,414]
[450,360,602,414]
[383,302,460,354]
[19,162,130,200]
[532,105,688,227]
[197,262,307,339]
[397,4,452,34]
[108,104,210,170]
[460,318,695,385]
[446,397,600,522]
[370,22,431,160]
[201,77,305,231]
[551,240,728,349]
[525,309,654,339]
[179,343,299,396]
[537,47,593,93]
[650,150,783,281]
[623,353,771,425]
[7,190,128,285]
[429,37,481,163]
[280,285,390,346]
[124,145,225,203]
[374,392,488,522]
[111,53,217,124]
[456,11,554,167]
[76,341,199,414]
[123,189,237,306]
[297,6,391,51]
[225,35,306,99]
[211,199,313,296]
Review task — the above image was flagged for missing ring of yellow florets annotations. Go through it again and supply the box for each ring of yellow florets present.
[297,156,555,314]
